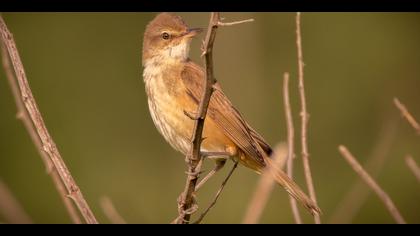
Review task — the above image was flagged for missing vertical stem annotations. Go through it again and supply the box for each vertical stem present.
[296,12,321,224]
[283,73,302,223]
[176,12,220,224]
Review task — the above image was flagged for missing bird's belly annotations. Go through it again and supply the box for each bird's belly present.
[147,94,193,154]
[146,79,234,156]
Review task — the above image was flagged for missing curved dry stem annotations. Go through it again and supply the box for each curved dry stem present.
[0,15,97,224]
[338,145,406,224]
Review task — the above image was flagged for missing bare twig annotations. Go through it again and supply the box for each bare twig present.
[1,42,82,224]
[99,196,127,224]
[296,12,320,224]
[329,117,397,224]
[0,179,33,224]
[338,145,406,224]
[193,161,239,224]
[393,97,420,135]
[405,155,420,183]
[217,18,254,27]
[283,73,303,224]
[242,143,288,224]
[0,15,98,224]
[175,12,221,224]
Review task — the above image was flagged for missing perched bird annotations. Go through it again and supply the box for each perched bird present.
[142,12,320,215]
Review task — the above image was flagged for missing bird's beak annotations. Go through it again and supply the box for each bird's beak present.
[183,28,203,38]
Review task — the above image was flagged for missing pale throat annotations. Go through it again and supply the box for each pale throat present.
[143,40,191,82]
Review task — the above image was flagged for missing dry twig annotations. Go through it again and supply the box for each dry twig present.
[283,73,302,224]
[217,18,254,27]
[0,179,33,224]
[405,155,420,183]
[1,41,82,224]
[393,97,420,134]
[242,143,288,224]
[338,145,406,224]
[99,196,127,224]
[0,15,98,224]
[329,117,397,223]
[192,161,239,224]
[296,12,320,224]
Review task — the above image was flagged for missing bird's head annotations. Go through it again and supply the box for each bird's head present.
[142,13,202,66]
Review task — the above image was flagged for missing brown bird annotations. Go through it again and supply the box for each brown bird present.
[142,12,320,215]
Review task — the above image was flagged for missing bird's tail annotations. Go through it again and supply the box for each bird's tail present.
[264,156,322,216]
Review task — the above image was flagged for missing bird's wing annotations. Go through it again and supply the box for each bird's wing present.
[181,61,271,167]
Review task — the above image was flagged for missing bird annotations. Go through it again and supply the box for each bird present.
[142,12,321,216]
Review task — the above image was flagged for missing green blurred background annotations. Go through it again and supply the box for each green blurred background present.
[0,13,419,224]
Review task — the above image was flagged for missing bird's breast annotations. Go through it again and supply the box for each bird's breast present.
[143,63,235,157]
[144,65,194,155]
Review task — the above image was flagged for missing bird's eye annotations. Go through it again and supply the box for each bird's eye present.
[162,32,170,40]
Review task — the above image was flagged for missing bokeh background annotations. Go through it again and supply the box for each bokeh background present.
[0,12,419,224]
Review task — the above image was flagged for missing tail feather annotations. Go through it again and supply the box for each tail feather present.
[265,157,322,216]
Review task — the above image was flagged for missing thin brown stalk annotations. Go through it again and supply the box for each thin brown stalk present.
[283,73,302,224]
[99,196,127,224]
[1,42,82,224]
[338,145,406,224]
[405,155,420,183]
[193,161,239,224]
[0,15,98,224]
[329,117,397,224]
[175,12,221,224]
[296,12,320,224]
[0,179,33,224]
[393,97,420,135]
[242,143,288,224]
[217,18,254,26]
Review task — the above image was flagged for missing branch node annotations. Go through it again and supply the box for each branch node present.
[183,110,200,120]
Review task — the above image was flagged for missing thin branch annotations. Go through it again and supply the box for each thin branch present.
[0,15,98,224]
[393,97,420,135]
[242,143,288,224]
[99,196,127,224]
[193,161,239,224]
[329,116,397,224]
[217,18,254,27]
[0,179,33,224]
[1,42,82,224]
[283,73,303,224]
[296,12,320,224]
[338,145,406,224]
[175,12,220,224]
[405,155,420,183]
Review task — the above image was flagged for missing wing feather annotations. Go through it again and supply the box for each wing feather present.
[181,61,271,167]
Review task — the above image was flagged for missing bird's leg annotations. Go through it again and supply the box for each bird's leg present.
[195,151,231,191]
[195,159,226,191]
